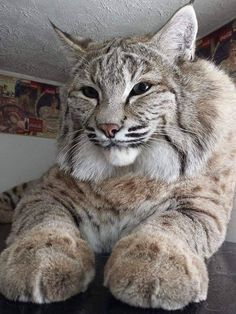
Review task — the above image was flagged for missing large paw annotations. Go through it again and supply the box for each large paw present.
[104,233,208,310]
[0,229,95,303]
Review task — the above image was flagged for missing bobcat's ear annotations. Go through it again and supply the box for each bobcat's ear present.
[50,20,92,59]
[151,4,198,62]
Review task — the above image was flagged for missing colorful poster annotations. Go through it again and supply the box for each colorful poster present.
[0,74,61,138]
[197,19,236,83]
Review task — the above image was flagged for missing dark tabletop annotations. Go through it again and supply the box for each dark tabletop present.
[0,224,236,314]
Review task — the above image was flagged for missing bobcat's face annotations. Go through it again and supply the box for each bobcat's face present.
[67,42,177,167]
[56,5,218,182]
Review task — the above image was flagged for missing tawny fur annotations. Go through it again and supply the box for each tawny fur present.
[0,4,235,310]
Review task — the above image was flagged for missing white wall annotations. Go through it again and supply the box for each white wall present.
[0,133,56,192]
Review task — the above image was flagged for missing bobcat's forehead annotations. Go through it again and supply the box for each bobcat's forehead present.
[72,41,164,91]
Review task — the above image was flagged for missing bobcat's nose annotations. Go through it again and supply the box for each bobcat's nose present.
[97,123,121,138]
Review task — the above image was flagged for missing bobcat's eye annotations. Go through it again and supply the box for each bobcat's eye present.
[130,82,152,97]
[81,86,99,99]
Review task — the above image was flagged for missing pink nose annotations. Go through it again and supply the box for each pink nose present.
[98,123,120,138]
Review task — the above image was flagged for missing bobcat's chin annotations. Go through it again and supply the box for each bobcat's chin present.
[103,147,140,167]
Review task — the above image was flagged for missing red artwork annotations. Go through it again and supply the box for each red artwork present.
[197,19,236,83]
[0,74,61,138]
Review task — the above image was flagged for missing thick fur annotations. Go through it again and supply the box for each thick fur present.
[0,4,236,310]
[0,180,37,223]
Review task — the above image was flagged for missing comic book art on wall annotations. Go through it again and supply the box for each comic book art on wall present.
[197,19,236,83]
[0,74,61,138]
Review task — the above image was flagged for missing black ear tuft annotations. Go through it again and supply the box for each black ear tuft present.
[49,19,92,58]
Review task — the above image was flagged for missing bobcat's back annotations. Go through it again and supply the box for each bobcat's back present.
[0,180,38,223]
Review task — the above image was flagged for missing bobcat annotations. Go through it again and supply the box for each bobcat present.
[0,4,236,311]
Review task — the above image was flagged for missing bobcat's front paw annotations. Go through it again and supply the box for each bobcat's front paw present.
[104,233,208,310]
[0,229,95,303]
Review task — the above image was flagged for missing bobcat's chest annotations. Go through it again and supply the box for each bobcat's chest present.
[77,199,164,253]
[70,176,169,252]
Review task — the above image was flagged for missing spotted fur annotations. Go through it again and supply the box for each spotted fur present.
[0,4,236,310]
[0,180,37,223]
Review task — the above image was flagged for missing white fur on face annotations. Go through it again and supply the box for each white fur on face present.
[103,147,140,167]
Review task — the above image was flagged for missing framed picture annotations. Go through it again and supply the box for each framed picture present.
[0,70,62,138]
[197,19,236,83]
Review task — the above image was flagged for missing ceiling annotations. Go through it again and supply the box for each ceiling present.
[0,0,236,83]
